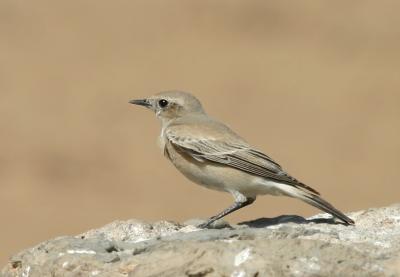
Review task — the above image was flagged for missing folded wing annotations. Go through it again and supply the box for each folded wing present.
[165,124,320,195]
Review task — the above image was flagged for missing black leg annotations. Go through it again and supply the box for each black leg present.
[199,197,255,228]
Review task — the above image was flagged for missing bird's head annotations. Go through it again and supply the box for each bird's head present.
[130,91,205,122]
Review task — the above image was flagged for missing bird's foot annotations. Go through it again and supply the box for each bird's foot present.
[197,218,214,229]
[197,218,231,229]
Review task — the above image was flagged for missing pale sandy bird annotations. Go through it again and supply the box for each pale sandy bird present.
[130,91,354,227]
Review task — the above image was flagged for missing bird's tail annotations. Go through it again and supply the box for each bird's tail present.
[300,193,354,225]
[281,185,354,225]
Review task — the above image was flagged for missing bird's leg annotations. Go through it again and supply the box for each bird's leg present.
[199,193,255,228]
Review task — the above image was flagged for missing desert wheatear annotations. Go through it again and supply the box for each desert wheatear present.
[130,91,354,227]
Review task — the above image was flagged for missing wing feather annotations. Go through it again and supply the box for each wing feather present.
[165,125,320,195]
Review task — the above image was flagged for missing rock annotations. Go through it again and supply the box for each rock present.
[2,204,400,276]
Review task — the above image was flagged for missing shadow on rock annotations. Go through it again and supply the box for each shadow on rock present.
[238,215,344,228]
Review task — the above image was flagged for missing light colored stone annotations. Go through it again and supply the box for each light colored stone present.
[2,204,400,276]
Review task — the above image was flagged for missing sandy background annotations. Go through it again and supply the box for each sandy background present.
[1,0,400,266]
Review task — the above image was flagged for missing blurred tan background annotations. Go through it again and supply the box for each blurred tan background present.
[1,0,400,265]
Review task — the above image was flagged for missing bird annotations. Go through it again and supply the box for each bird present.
[129,91,354,227]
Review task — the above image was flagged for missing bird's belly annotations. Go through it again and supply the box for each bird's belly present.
[165,143,284,197]
[169,151,230,192]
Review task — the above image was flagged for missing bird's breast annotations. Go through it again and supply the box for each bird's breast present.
[157,134,166,152]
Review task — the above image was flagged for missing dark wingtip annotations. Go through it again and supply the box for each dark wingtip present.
[298,182,320,195]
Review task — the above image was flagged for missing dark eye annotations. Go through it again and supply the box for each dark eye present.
[158,99,169,108]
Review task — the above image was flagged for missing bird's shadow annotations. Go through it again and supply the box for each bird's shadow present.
[238,215,346,228]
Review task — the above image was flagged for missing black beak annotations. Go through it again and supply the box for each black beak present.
[129,99,151,107]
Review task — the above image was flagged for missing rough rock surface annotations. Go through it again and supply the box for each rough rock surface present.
[2,204,400,277]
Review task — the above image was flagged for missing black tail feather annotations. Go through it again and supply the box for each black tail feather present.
[303,194,355,225]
